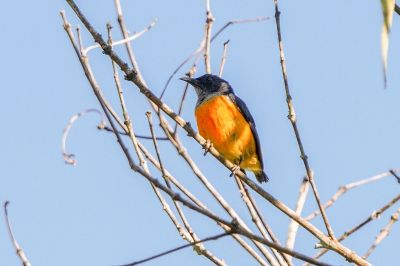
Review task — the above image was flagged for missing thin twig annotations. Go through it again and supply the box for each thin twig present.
[218,40,230,77]
[396,4,400,16]
[390,169,400,183]
[363,207,400,259]
[114,0,147,86]
[76,23,130,136]
[100,124,169,140]
[160,16,269,99]
[235,176,290,266]
[286,177,310,251]
[109,5,267,263]
[173,65,196,135]
[63,12,336,265]
[146,112,223,263]
[305,170,399,221]
[272,0,335,240]
[61,108,106,165]
[4,201,32,266]
[204,0,215,74]
[110,23,223,265]
[83,19,157,55]
[121,232,230,266]
[311,193,400,261]
[76,15,223,266]
[64,3,369,264]
[158,119,278,266]
[136,140,269,265]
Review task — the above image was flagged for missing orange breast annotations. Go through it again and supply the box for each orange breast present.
[195,95,262,172]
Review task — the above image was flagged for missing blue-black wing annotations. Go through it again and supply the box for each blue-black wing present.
[228,93,264,169]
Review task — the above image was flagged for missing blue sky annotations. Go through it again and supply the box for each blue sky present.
[1,1,399,265]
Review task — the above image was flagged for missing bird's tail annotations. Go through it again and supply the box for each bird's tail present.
[255,170,269,183]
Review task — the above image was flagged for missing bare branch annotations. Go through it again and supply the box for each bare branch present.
[61,108,106,165]
[160,16,269,99]
[4,202,31,266]
[235,176,291,266]
[146,112,224,264]
[305,170,399,221]
[204,0,215,74]
[173,65,197,135]
[121,232,230,266]
[312,193,400,261]
[63,3,370,264]
[136,139,269,265]
[272,0,335,240]
[100,124,169,140]
[114,0,147,86]
[158,119,278,265]
[286,177,310,250]
[83,19,157,55]
[363,207,400,259]
[218,40,230,77]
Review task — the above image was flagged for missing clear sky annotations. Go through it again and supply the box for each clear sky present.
[1,1,399,265]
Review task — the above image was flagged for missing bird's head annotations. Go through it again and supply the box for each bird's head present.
[180,74,233,102]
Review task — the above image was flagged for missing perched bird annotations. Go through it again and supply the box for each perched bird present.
[180,74,268,183]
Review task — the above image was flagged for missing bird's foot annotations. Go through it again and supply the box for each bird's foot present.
[229,164,241,177]
[203,139,213,156]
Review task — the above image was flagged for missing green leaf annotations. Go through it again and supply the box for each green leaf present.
[380,0,395,87]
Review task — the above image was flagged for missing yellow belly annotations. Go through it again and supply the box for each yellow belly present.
[195,95,261,172]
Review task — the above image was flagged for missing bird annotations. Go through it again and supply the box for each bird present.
[180,74,268,183]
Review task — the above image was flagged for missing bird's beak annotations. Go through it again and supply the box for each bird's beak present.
[180,76,199,87]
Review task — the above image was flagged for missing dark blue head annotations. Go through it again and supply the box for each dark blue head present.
[180,74,233,103]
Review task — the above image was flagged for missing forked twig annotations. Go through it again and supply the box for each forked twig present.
[64,2,369,264]
[61,108,106,165]
[311,193,400,261]
[4,202,32,266]
[63,11,225,265]
[305,170,399,221]
[218,40,230,77]
[363,207,400,259]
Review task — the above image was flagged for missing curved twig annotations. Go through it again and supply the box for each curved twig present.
[61,108,106,165]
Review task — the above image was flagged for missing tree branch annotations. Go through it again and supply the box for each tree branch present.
[63,2,369,264]
[272,0,335,240]
[4,201,31,266]
[363,207,400,259]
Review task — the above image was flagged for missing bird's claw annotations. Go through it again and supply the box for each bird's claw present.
[203,139,213,156]
[230,164,241,177]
